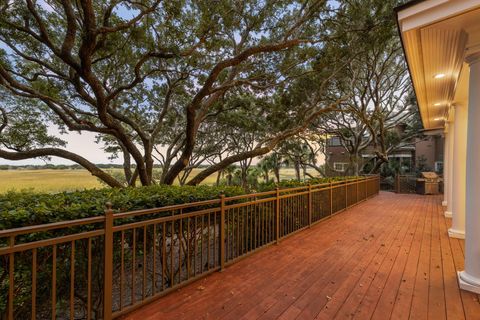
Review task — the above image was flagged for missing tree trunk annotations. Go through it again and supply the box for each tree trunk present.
[119,142,132,185]
[274,167,280,183]
[294,161,301,181]
[186,146,271,185]
[241,167,248,190]
[370,151,389,173]
[162,105,198,185]
[352,154,359,176]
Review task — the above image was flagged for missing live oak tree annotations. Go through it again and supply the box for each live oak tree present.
[276,137,313,180]
[319,0,423,175]
[317,110,373,176]
[0,0,346,187]
[284,133,327,177]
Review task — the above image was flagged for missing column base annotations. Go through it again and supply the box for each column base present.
[448,228,465,239]
[442,200,447,206]
[444,211,452,218]
[458,271,480,294]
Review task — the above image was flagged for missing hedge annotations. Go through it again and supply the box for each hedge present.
[0,184,244,231]
[0,177,362,319]
[256,176,360,191]
[1,176,360,230]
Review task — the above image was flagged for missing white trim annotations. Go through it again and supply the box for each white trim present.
[333,162,348,172]
[360,154,412,158]
[397,0,448,20]
[458,271,480,294]
[466,52,480,65]
[398,0,480,32]
[448,228,465,239]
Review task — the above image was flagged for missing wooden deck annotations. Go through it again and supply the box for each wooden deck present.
[123,192,480,320]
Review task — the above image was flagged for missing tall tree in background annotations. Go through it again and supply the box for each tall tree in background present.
[317,111,371,175]
[0,0,348,187]
[322,0,423,174]
[258,152,283,183]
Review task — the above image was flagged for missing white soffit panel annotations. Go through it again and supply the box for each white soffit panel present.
[403,30,429,127]
[420,28,468,127]
[398,1,480,129]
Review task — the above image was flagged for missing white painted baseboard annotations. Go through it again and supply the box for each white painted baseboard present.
[458,271,480,294]
[448,228,465,239]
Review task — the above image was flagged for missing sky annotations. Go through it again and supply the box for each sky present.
[0,1,136,166]
[0,128,118,165]
[0,1,332,167]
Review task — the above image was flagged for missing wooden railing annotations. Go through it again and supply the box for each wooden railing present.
[0,175,380,320]
[395,174,417,194]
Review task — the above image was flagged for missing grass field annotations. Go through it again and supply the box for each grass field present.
[0,168,320,194]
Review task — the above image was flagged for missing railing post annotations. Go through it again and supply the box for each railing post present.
[329,181,333,215]
[367,178,372,198]
[365,177,368,199]
[8,236,14,320]
[103,202,114,320]
[345,179,348,209]
[276,188,280,244]
[220,194,226,271]
[308,184,312,227]
[356,177,359,204]
[378,175,381,194]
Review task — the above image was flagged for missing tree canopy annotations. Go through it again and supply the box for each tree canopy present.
[0,0,421,187]
[0,0,352,187]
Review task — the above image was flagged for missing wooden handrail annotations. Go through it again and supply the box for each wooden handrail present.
[1,175,380,320]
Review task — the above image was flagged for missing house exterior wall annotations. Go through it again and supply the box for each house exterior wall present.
[415,135,444,172]
[325,134,444,175]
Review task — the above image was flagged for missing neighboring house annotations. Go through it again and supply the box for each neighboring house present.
[415,133,444,173]
[325,132,444,175]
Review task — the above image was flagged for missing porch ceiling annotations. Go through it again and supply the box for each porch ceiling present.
[396,0,480,129]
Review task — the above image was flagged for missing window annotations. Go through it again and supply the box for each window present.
[329,136,342,146]
[333,162,348,172]
[435,161,443,173]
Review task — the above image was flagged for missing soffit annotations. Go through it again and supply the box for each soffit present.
[397,1,480,129]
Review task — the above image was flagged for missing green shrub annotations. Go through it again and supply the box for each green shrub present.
[1,184,244,318]
[256,176,361,192]
[0,184,244,231]
[0,177,365,318]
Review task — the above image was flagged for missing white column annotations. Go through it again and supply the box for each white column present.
[442,124,449,207]
[459,53,480,294]
[448,102,467,239]
[445,111,455,218]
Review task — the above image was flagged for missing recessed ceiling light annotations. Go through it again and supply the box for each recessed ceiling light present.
[433,103,442,106]
[434,117,444,121]
[434,73,445,79]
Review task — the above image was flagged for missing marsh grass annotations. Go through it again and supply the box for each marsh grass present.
[0,168,321,193]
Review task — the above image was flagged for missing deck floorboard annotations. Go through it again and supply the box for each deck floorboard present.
[122,192,480,320]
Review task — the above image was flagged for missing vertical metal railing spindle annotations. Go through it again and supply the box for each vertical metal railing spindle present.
[70,241,75,320]
[32,248,37,320]
[52,244,57,320]
[104,203,114,320]
[8,236,14,320]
